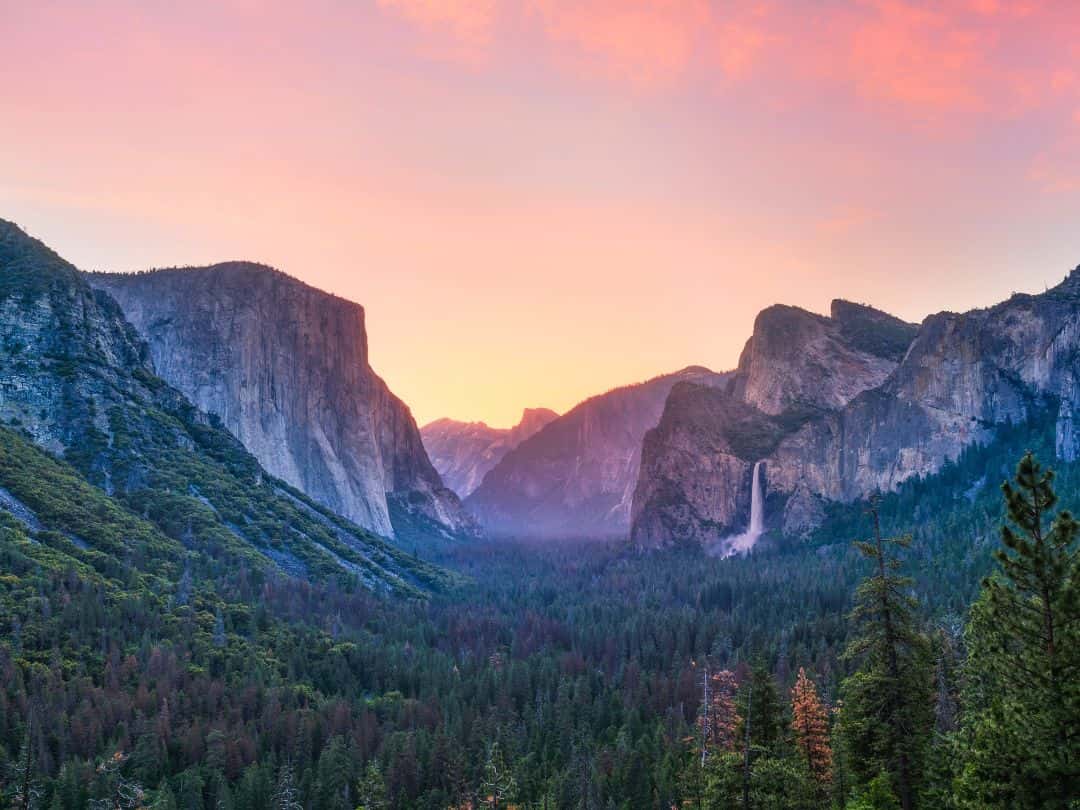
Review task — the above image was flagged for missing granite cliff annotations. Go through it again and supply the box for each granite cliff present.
[0,218,456,591]
[467,366,729,538]
[631,300,919,546]
[632,275,1080,547]
[421,408,558,498]
[90,264,476,545]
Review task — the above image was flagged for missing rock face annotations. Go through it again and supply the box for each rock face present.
[733,301,912,415]
[0,218,455,591]
[633,275,1080,547]
[0,222,157,468]
[632,301,919,546]
[421,408,558,498]
[90,264,476,544]
[466,367,730,538]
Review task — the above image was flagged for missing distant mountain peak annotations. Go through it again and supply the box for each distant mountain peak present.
[421,406,559,499]
[465,366,730,539]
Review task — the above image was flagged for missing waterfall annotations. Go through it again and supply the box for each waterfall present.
[715,460,765,557]
[747,460,764,539]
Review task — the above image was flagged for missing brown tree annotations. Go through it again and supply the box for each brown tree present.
[791,668,833,789]
[700,669,741,755]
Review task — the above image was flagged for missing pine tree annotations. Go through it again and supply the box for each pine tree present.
[791,668,832,790]
[356,760,387,810]
[88,751,146,810]
[831,701,849,809]
[848,770,901,810]
[314,736,354,810]
[6,715,42,810]
[701,669,740,754]
[271,762,302,810]
[150,782,178,810]
[958,452,1080,808]
[478,742,516,809]
[738,663,783,756]
[841,501,933,810]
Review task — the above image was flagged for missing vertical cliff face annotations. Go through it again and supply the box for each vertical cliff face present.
[421,408,558,498]
[633,273,1080,547]
[90,265,476,544]
[632,302,918,546]
[771,272,1080,501]
[0,218,457,591]
[732,301,916,415]
[630,384,771,547]
[466,367,730,538]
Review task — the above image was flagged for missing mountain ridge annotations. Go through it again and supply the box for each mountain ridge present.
[466,365,731,538]
[0,217,456,591]
[631,265,1080,546]
[421,407,559,498]
[89,262,477,546]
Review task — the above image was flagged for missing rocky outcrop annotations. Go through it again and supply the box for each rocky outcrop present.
[769,274,1080,500]
[630,384,777,547]
[732,301,916,415]
[466,367,730,538]
[421,408,558,498]
[632,301,918,546]
[0,218,455,591]
[633,273,1080,547]
[90,264,476,544]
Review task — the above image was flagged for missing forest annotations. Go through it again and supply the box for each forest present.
[0,407,1077,808]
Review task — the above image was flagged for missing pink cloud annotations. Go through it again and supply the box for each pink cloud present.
[373,1,1079,124]
[376,0,499,63]
[527,0,711,90]
[842,1,989,111]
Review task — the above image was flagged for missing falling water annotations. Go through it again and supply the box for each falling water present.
[714,460,765,557]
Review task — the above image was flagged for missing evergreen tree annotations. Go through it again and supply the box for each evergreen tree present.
[478,743,516,809]
[848,770,901,810]
[701,751,742,808]
[314,736,355,810]
[748,757,818,810]
[790,668,832,791]
[738,663,784,756]
[150,782,178,810]
[271,763,302,810]
[841,502,933,810]
[355,760,387,810]
[6,717,43,810]
[958,452,1080,808]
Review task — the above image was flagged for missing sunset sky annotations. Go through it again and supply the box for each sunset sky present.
[3,1,1080,427]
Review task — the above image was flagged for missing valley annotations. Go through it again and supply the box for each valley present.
[0,217,1076,808]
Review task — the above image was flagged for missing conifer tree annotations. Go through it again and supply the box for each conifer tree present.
[841,501,933,810]
[271,762,302,810]
[791,668,832,790]
[6,715,42,810]
[314,736,354,810]
[356,760,387,810]
[701,669,740,753]
[738,663,783,756]
[478,742,516,809]
[959,452,1080,808]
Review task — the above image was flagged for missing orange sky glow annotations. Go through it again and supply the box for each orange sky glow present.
[3,1,1080,426]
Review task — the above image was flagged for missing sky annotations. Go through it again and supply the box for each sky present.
[2,0,1080,428]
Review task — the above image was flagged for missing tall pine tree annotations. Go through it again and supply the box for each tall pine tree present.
[841,501,933,810]
[958,452,1080,808]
